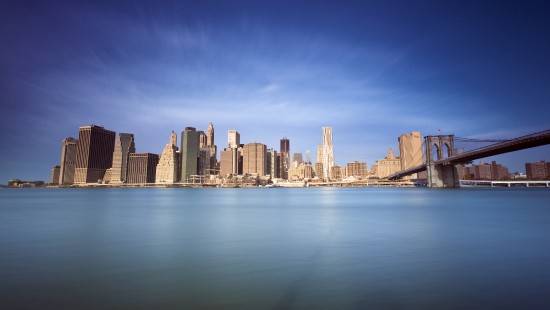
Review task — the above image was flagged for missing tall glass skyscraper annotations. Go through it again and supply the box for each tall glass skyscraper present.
[181,127,200,182]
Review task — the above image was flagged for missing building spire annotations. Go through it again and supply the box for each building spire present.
[207,122,215,146]
[170,131,177,146]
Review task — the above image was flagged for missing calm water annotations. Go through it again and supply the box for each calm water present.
[1,187,550,309]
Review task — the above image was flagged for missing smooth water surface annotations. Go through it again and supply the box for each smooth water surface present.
[1,187,550,309]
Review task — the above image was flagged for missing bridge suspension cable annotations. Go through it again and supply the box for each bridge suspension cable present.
[412,140,426,164]
[455,137,511,143]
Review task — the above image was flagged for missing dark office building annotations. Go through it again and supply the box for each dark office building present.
[280,137,290,179]
[74,125,116,184]
[181,127,200,182]
[280,137,290,155]
[127,153,159,184]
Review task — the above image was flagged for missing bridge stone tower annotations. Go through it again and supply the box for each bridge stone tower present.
[425,135,459,188]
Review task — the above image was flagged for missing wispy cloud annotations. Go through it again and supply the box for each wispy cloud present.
[260,83,281,93]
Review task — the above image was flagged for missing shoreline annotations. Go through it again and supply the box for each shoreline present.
[21,180,550,188]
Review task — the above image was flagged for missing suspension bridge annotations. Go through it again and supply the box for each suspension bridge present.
[387,129,550,187]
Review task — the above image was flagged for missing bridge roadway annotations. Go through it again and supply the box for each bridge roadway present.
[388,129,550,180]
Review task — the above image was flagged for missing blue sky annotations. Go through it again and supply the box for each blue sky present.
[1,1,549,182]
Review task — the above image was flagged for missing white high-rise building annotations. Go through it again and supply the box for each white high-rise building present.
[228,130,240,148]
[322,126,334,180]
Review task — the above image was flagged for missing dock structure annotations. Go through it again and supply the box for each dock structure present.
[459,180,550,187]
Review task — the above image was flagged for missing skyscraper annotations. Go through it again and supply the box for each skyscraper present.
[110,133,135,183]
[207,122,215,146]
[220,148,234,176]
[156,131,179,184]
[127,153,159,184]
[267,148,279,179]
[220,146,242,176]
[181,127,200,182]
[280,137,290,179]
[292,153,303,165]
[198,131,207,148]
[228,130,240,148]
[398,132,423,175]
[280,137,290,154]
[220,129,242,177]
[198,148,211,176]
[59,137,78,185]
[206,122,217,173]
[74,125,116,184]
[243,143,267,176]
[50,165,60,185]
[316,145,323,164]
[321,127,334,180]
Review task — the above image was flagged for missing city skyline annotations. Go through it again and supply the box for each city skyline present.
[7,119,550,184]
[2,1,550,182]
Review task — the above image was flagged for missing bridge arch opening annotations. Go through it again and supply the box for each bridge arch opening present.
[444,143,451,159]
[432,143,440,161]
